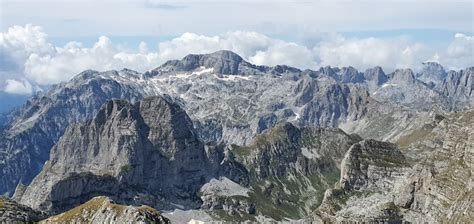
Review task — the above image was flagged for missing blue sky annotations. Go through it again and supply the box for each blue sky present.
[45,29,472,52]
[0,0,473,112]
[2,0,472,43]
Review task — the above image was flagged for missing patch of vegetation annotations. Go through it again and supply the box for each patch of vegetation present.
[120,164,133,172]
[321,170,340,185]
[51,197,107,222]
[456,109,474,124]
[249,178,303,220]
[361,113,396,139]
[108,202,127,215]
[350,191,374,199]
[325,188,377,214]
[245,171,340,221]
[250,123,297,148]
[138,205,170,223]
[138,205,158,214]
[356,148,409,168]
[396,127,434,148]
[299,129,324,147]
[375,155,409,168]
[48,198,168,223]
[380,201,399,211]
[232,145,252,158]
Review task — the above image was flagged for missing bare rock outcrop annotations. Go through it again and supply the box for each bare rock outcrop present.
[39,196,170,224]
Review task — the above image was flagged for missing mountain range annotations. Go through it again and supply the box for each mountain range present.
[0,50,472,223]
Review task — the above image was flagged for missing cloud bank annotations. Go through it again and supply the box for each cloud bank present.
[0,24,473,95]
[4,79,33,95]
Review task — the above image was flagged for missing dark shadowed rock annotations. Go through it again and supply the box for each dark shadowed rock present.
[0,196,45,223]
[16,96,212,213]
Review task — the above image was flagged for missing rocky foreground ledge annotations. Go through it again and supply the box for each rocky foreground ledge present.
[0,196,170,224]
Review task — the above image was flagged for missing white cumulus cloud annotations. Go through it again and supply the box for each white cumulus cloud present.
[4,79,33,95]
[0,24,473,95]
[156,31,315,69]
[315,36,432,72]
[0,24,54,58]
[443,33,474,70]
[23,36,162,85]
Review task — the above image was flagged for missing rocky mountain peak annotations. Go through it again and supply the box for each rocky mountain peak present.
[340,139,409,192]
[338,66,365,83]
[180,50,244,69]
[389,68,416,84]
[440,67,473,100]
[73,69,100,81]
[364,66,388,85]
[261,122,300,139]
[94,99,137,125]
[88,96,196,160]
[204,50,244,61]
[314,109,473,223]
[138,96,197,158]
[39,196,170,224]
[318,66,338,77]
[417,61,447,86]
[154,50,251,75]
[16,96,211,213]
[269,64,302,74]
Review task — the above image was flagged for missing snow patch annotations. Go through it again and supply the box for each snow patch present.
[381,83,398,88]
[373,83,399,95]
[216,74,252,81]
[192,67,214,75]
[290,106,304,122]
[161,67,215,79]
[174,73,193,79]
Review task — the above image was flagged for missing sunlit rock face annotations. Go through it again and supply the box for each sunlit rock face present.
[1,50,472,223]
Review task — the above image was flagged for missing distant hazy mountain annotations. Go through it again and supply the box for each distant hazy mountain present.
[0,92,29,113]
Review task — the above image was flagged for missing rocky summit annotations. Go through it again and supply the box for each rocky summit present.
[15,96,214,213]
[0,50,473,223]
[39,196,170,224]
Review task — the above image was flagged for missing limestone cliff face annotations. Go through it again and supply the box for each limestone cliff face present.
[205,122,362,221]
[416,62,447,87]
[234,123,361,181]
[16,96,212,213]
[0,51,472,223]
[364,66,388,93]
[153,50,268,76]
[39,196,170,224]
[394,109,474,223]
[0,51,381,196]
[314,139,410,223]
[2,51,470,197]
[438,67,474,109]
[372,68,450,110]
[340,140,409,192]
[293,75,372,128]
[13,97,363,222]
[0,71,145,195]
[314,109,474,223]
